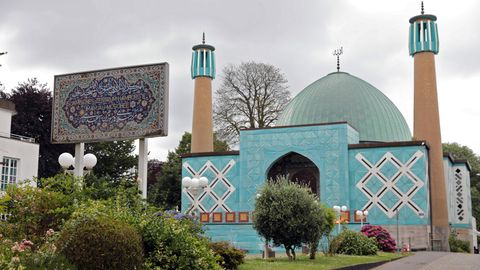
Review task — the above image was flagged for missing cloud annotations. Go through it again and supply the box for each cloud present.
[0,0,479,158]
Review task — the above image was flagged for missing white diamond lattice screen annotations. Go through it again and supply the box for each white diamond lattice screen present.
[355,151,425,218]
[453,166,467,223]
[183,160,236,213]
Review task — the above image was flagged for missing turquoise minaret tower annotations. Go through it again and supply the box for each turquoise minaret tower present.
[191,33,216,79]
[190,33,215,153]
[409,2,449,251]
[408,2,439,56]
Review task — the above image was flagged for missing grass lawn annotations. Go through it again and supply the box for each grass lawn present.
[239,252,405,270]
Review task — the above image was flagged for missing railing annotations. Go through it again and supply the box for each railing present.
[0,132,35,143]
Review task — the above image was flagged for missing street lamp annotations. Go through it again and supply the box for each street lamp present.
[333,205,348,234]
[58,152,97,176]
[182,176,209,214]
[355,210,369,227]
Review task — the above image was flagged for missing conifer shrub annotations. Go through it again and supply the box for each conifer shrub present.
[361,225,396,252]
[329,230,378,255]
[209,241,246,270]
[57,213,143,270]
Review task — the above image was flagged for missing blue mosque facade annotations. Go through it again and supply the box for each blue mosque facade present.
[181,8,475,253]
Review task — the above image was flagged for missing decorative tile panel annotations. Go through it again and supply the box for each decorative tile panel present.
[452,165,470,224]
[226,212,236,223]
[349,146,429,225]
[355,150,425,218]
[183,159,236,213]
[239,123,355,210]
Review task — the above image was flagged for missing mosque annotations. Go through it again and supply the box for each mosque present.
[181,6,477,252]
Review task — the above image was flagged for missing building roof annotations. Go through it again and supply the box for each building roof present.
[0,99,15,112]
[276,71,411,142]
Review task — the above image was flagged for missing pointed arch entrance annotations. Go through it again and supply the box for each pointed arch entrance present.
[267,152,320,196]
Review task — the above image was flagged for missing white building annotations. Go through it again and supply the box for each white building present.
[0,99,39,191]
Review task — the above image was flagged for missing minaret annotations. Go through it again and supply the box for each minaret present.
[190,33,215,153]
[409,3,449,251]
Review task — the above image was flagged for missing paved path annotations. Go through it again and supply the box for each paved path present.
[374,252,480,270]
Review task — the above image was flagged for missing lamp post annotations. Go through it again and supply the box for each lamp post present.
[58,152,97,176]
[182,176,209,215]
[355,210,369,228]
[333,205,348,234]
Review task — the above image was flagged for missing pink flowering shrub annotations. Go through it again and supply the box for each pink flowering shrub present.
[0,229,76,269]
[361,225,396,252]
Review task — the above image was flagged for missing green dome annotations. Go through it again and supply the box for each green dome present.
[277,72,411,142]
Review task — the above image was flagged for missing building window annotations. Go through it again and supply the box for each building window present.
[1,157,18,191]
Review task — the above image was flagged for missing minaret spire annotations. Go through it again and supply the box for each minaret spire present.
[190,34,216,153]
[409,5,449,251]
[333,47,343,72]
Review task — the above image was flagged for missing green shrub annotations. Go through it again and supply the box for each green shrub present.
[449,230,471,253]
[141,213,221,270]
[329,230,378,255]
[0,181,76,244]
[209,241,246,270]
[253,176,335,260]
[57,213,143,270]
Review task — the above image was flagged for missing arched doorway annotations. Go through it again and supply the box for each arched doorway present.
[267,152,320,196]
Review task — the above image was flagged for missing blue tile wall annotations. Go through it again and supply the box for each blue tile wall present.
[348,146,430,225]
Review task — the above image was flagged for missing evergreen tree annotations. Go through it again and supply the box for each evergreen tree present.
[148,132,229,209]
[85,140,137,181]
[1,79,74,178]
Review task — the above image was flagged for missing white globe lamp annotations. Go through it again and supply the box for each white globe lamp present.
[182,177,193,188]
[83,153,97,170]
[58,153,74,169]
[198,177,208,187]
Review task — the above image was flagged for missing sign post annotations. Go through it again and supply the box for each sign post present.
[138,138,148,199]
[73,143,85,177]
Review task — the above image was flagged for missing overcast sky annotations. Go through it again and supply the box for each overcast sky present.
[1,0,479,160]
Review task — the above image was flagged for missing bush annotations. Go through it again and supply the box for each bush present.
[0,231,77,270]
[209,241,245,270]
[329,230,378,255]
[141,212,221,270]
[57,213,143,270]
[253,176,335,260]
[449,230,471,253]
[0,180,77,244]
[361,225,396,252]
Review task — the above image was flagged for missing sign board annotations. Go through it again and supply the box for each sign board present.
[51,63,168,143]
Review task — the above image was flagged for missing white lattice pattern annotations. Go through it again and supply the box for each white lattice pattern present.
[355,151,425,218]
[454,167,466,222]
[183,160,236,213]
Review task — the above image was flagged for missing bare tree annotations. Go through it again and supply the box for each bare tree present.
[214,62,290,144]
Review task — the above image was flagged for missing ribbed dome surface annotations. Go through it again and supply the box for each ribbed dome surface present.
[277,72,411,142]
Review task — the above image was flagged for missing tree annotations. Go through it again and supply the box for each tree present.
[147,159,163,189]
[214,62,290,144]
[443,143,480,174]
[1,79,74,178]
[147,132,229,209]
[85,140,137,181]
[253,176,335,260]
[443,142,480,232]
